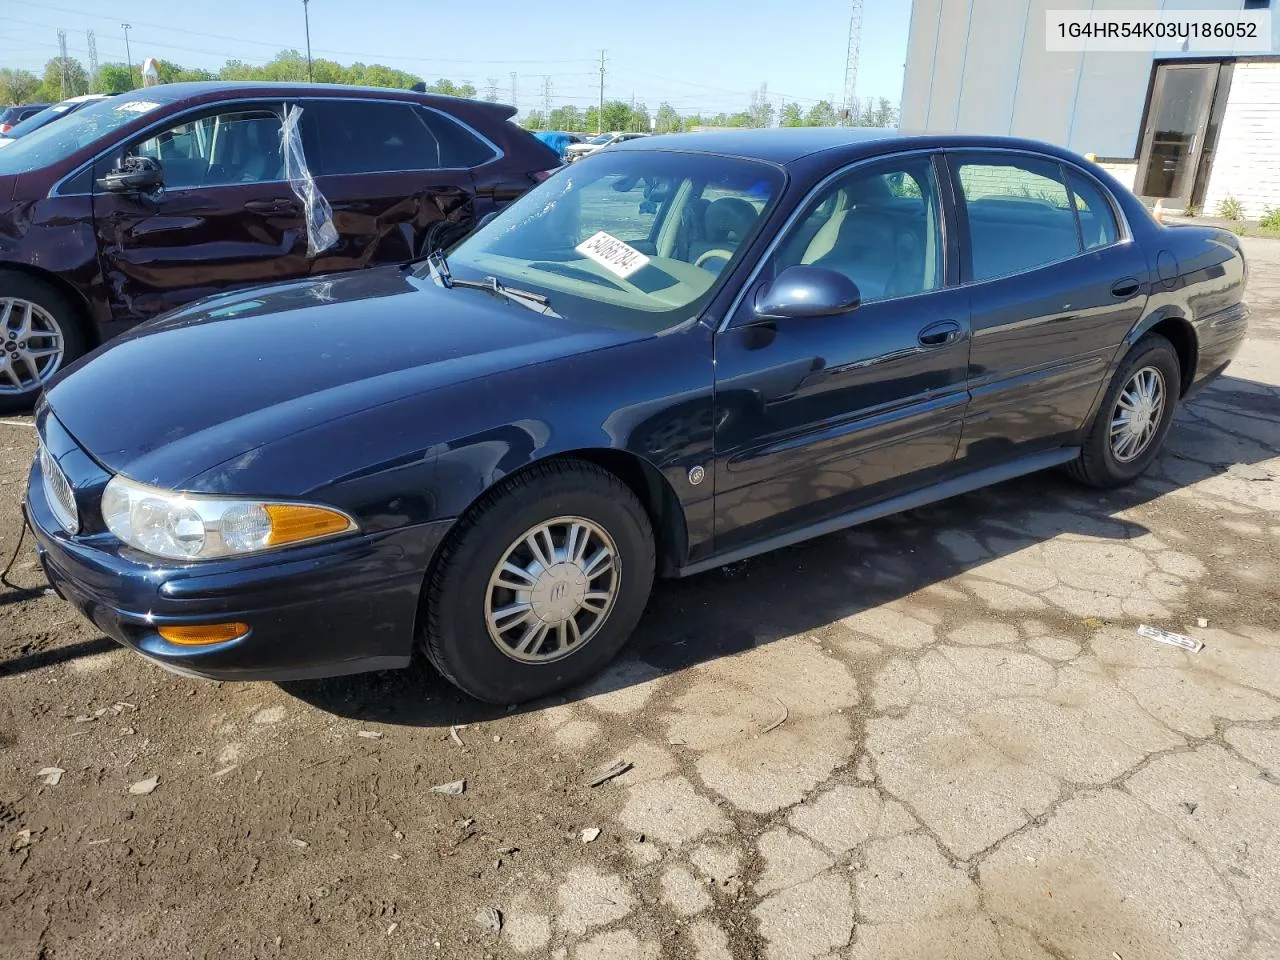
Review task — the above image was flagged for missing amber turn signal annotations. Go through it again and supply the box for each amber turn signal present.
[158,622,250,646]
[264,503,354,546]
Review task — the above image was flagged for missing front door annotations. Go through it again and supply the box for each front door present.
[298,98,479,267]
[946,151,1150,465]
[92,102,311,324]
[713,154,971,554]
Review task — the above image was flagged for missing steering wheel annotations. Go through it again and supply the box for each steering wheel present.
[694,248,735,271]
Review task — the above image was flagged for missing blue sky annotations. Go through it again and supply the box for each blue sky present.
[0,0,912,116]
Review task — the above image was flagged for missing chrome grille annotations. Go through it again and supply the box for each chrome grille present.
[39,444,79,533]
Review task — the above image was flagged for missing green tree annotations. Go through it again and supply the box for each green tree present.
[654,102,682,133]
[423,78,477,98]
[627,101,650,133]
[748,89,774,128]
[779,102,804,127]
[547,105,584,131]
[804,100,838,126]
[0,68,41,104]
[152,59,215,84]
[522,110,547,130]
[35,56,89,101]
[600,100,632,132]
[97,62,139,93]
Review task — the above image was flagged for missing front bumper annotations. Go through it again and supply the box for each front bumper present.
[26,456,452,682]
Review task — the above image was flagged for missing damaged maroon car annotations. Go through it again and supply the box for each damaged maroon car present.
[0,81,561,410]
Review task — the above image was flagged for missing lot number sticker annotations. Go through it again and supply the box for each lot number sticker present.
[575,231,650,279]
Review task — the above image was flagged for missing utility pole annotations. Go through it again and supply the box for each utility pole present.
[57,30,68,99]
[542,75,552,120]
[598,49,606,134]
[508,72,517,109]
[121,23,133,83]
[86,30,99,94]
[302,0,313,82]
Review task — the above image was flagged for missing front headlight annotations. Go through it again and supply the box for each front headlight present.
[101,475,357,561]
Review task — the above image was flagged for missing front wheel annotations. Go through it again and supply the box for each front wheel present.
[1067,334,1181,488]
[421,460,656,704]
[0,274,89,413]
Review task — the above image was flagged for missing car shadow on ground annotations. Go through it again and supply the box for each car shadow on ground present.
[281,371,1279,727]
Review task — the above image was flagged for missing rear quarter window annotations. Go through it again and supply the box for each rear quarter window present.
[416,108,497,168]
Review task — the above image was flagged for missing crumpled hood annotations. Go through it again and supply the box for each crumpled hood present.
[46,266,640,488]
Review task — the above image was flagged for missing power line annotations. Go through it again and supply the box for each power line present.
[4,0,597,65]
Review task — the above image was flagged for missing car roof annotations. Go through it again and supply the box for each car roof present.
[610,127,1089,167]
[109,80,512,113]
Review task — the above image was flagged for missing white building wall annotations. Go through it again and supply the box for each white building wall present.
[1201,62,1280,219]
[901,0,1279,158]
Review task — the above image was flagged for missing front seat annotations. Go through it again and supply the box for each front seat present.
[691,196,758,269]
[234,117,284,184]
[801,182,908,301]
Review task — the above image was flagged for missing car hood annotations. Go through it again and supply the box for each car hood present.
[46,266,643,488]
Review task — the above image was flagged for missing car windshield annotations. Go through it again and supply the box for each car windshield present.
[588,134,614,145]
[0,94,166,174]
[441,150,783,333]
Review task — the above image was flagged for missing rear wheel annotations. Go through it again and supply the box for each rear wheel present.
[421,460,655,704]
[0,274,89,413]
[1067,334,1181,488]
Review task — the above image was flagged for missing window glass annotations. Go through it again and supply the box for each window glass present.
[956,157,1081,280]
[771,157,944,303]
[307,100,440,175]
[417,108,497,168]
[1067,171,1120,250]
[444,151,782,333]
[573,172,662,245]
[0,94,168,176]
[128,110,284,189]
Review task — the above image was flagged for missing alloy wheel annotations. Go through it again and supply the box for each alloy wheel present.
[484,516,620,663]
[0,297,64,395]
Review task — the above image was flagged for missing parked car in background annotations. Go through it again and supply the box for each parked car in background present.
[0,103,51,134]
[564,130,649,162]
[531,129,583,159]
[27,130,1248,704]
[0,94,115,147]
[0,81,561,410]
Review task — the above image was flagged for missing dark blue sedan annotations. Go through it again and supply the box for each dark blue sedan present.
[26,129,1249,703]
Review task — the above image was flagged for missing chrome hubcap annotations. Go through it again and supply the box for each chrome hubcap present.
[0,297,64,395]
[485,516,620,663]
[1110,366,1166,462]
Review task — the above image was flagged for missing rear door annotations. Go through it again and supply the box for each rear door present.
[299,98,480,265]
[945,151,1150,465]
[92,101,311,323]
[713,153,971,553]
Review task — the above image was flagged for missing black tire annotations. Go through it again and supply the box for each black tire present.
[1067,334,1181,489]
[421,460,656,704]
[0,272,90,414]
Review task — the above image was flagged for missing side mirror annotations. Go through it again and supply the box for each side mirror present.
[98,156,163,195]
[476,210,499,231]
[754,265,861,320]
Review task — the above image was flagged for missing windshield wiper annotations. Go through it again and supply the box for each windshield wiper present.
[426,249,554,313]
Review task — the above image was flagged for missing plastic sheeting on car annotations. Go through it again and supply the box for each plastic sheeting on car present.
[281,104,338,257]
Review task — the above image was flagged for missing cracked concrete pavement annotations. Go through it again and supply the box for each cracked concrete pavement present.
[2,238,1278,959]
